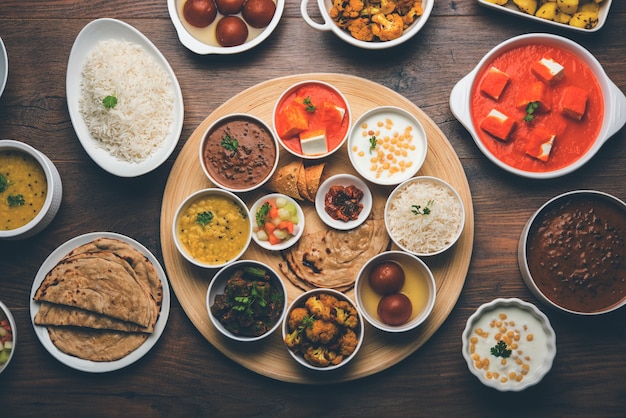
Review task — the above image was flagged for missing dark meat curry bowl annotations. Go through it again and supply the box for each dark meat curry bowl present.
[518,190,626,315]
[207,260,287,342]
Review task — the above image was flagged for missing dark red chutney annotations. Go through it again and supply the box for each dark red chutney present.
[526,194,626,313]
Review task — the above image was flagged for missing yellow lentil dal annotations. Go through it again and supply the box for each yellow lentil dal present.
[0,150,48,230]
[176,194,250,265]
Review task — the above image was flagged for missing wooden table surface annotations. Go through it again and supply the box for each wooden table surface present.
[1,1,625,416]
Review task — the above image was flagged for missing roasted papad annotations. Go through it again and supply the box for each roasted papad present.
[47,326,149,362]
[279,219,390,291]
[33,238,163,361]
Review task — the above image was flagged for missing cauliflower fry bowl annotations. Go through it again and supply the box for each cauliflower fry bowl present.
[301,0,434,49]
[282,289,364,371]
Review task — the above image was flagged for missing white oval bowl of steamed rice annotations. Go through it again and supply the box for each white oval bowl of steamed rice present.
[66,18,184,177]
[385,176,465,256]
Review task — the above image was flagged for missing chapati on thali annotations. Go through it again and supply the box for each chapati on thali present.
[32,236,164,363]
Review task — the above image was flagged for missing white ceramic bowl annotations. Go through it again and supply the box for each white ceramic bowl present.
[385,176,465,256]
[168,0,285,54]
[462,298,556,392]
[0,36,7,98]
[66,18,184,178]
[348,106,427,186]
[0,301,16,375]
[315,174,372,230]
[0,140,63,240]
[301,0,433,49]
[172,188,252,269]
[355,251,436,333]
[282,288,364,371]
[478,0,613,33]
[273,80,351,160]
[199,113,279,193]
[250,193,305,251]
[450,33,626,179]
[518,190,626,315]
[207,260,288,342]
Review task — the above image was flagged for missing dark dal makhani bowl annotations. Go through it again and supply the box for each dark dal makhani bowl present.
[199,113,279,193]
[518,190,626,315]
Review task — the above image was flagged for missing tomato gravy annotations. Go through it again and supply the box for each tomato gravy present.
[470,43,604,172]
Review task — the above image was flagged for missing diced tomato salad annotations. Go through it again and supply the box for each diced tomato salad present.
[254,197,300,245]
[0,315,13,366]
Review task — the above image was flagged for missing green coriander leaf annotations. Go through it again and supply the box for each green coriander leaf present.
[303,96,316,113]
[196,211,214,227]
[102,95,118,109]
[221,134,239,152]
[8,194,25,207]
[524,101,539,122]
[369,135,377,154]
[0,173,7,193]
[490,340,512,358]
[411,200,434,215]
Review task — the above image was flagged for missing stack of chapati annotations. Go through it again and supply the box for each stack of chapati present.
[33,238,162,362]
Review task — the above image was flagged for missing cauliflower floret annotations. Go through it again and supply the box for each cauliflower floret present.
[371,13,404,41]
[305,319,340,344]
[347,17,375,41]
[284,328,302,351]
[287,307,310,332]
[305,294,337,321]
[398,0,423,27]
[362,0,397,15]
[339,329,359,356]
[331,0,365,18]
[332,300,359,329]
[304,346,332,367]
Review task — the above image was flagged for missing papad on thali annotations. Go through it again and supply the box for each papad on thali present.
[30,232,170,373]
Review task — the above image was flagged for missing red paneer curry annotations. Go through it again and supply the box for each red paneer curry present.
[470,43,604,173]
[274,83,349,157]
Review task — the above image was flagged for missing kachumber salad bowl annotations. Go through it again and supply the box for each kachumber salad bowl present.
[160,73,474,383]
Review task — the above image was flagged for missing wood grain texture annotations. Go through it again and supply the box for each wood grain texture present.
[160,73,474,383]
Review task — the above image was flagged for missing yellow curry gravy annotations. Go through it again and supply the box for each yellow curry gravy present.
[526,194,626,313]
[0,150,47,230]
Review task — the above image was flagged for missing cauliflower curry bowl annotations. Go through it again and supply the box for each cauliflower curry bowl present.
[301,0,434,50]
[282,288,364,371]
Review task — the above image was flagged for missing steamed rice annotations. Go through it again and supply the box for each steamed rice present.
[79,39,174,163]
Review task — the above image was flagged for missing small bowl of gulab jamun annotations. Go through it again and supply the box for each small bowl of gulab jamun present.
[355,251,436,333]
[168,0,284,54]
[518,190,626,315]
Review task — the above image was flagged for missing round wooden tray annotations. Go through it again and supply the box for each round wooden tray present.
[160,73,474,383]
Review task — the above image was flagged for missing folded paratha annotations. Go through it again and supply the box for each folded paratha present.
[279,219,390,291]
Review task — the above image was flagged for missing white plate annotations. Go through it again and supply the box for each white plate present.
[30,232,171,373]
[478,0,612,33]
[0,36,7,97]
[66,18,184,177]
[315,174,372,230]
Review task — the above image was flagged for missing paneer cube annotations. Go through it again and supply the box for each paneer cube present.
[278,101,309,138]
[480,67,511,100]
[531,57,565,83]
[525,129,556,161]
[560,85,589,120]
[480,109,516,141]
[300,129,328,155]
[518,81,551,113]
[320,102,346,132]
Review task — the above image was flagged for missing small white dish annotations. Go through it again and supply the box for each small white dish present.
[301,0,433,49]
[478,0,612,33]
[250,193,305,251]
[0,140,63,241]
[315,174,372,231]
[29,232,171,373]
[0,36,7,98]
[66,18,184,177]
[462,298,556,392]
[168,0,285,55]
[385,176,465,256]
[348,106,427,186]
[450,33,626,179]
[355,251,436,333]
[0,300,16,374]
[207,260,288,342]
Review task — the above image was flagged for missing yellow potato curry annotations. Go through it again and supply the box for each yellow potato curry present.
[177,194,250,265]
[0,150,48,230]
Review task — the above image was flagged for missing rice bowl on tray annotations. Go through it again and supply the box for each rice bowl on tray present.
[66,18,184,177]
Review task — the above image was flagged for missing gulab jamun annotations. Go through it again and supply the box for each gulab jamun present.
[215,16,249,47]
[183,0,218,28]
[242,0,276,28]
[377,293,412,326]
[369,261,405,295]
[215,0,245,15]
